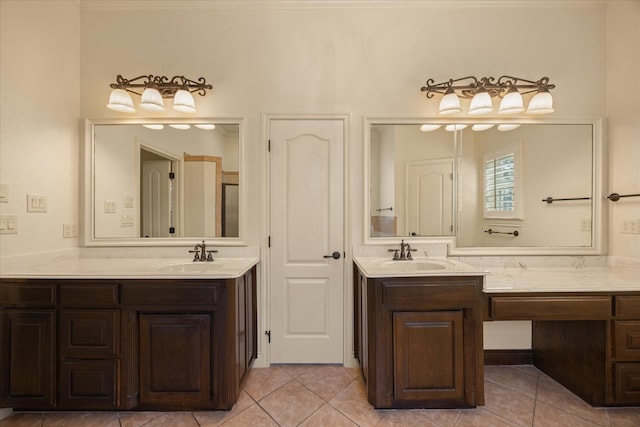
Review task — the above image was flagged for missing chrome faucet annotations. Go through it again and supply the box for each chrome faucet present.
[189,240,218,262]
[388,239,416,260]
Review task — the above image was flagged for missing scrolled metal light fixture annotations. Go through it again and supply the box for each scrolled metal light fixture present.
[106,74,213,114]
[420,76,555,116]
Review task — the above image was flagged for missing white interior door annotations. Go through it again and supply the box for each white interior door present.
[406,159,453,236]
[141,158,171,238]
[269,118,344,364]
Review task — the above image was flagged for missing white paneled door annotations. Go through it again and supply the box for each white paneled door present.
[406,159,453,236]
[269,118,345,363]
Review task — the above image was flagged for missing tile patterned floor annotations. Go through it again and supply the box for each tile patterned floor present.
[1,365,639,426]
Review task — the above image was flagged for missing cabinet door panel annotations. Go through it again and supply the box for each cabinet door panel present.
[0,310,55,408]
[139,314,211,404]
[393,310,464,402]
[59,360,118,409]
[60,310,119,358]
[614,321,640,360]
[615,363,640,404]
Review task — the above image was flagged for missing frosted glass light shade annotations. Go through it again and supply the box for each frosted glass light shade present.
[497,124,521,131]
[498,89,524,114]
[173,89,196,113]
[140,88,165,112]
[472,124,495,131]
[526,91,554,114]
[419,124,441,132]
[142,124,164,130]
[106,89,136,113]
[169,124,191,130]
[468,91,493,115]
[445,124,467,132]
[195,124,216,130]
[439,90,462,115]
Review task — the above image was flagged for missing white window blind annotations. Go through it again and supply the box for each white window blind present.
[483,143,521,218]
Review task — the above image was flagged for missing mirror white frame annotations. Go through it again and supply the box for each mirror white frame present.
[363,117,605,256]
[83,118,247,247]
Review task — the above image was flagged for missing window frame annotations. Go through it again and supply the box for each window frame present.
[483,142,523,219]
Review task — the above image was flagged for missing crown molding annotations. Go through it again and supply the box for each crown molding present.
[79,0,607,11]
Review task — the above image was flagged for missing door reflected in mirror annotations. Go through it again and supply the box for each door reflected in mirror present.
[93,122,240,240]
[369,124,455,237]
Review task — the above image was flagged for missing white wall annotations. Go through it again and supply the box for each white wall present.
[0,0,80,257]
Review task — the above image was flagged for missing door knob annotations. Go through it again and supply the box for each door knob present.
[323,251,341,260]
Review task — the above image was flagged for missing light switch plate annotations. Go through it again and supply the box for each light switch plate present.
[27,194,47,212]
[63,223,78,238]
[0,215,17,234]
[0,183,8,203]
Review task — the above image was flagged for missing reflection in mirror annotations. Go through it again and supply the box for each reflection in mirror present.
[456,123,594,248]
[369,124,455,238]
[92,122,240,240]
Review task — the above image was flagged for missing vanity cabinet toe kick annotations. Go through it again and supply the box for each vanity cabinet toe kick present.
[0,267,257,411]
[484,292,640,406]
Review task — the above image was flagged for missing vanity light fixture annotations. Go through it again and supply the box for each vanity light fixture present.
[142,124,165,130]
[419,124,442,132]
[420,76,555,116]
[169,124,191,130]
[195,124,216,130]
[106,74,212,114]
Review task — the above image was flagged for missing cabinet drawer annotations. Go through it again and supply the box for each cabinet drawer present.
[615,296,640,318]
[489,296,611,320]
[60,310,119,358]
[122,283,219,305]
[614,363,640,404]
[381,280,481,307]
[59,284,119,307]
[0,282,55,307]
[614,321,640,360]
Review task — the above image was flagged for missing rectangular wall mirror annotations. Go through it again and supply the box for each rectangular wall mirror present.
[84,119,244,246]
[365,118,603,255]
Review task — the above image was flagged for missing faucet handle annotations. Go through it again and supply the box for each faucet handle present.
[388,249,400,260]
[188,249,200,262]
[406,246,417,260]
[206,249,218,262]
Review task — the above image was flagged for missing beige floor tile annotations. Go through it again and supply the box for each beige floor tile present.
[483,379,536,426]
[242,366,294,401]
[0,413,44,427]
[485,364,540,399]
[535,374,610,426]
[329,378,386,427]
[607,407,640,427]
[140,412,198,427]
[118,411,167,427]
[377,408,450,427]
[294,365,358,401]
[43,413,120,427]
[298,404,358,427]
[193,390,255,426]
[455,408,520,426]
[259,381,324,427]
[219,405,278,427]
[533,401,602,427]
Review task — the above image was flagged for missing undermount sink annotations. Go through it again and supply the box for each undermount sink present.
[380,260,448,271]
[157,259,246,274]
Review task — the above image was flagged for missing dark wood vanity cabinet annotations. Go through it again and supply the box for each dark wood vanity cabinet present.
[354,266,484,409]
[0,266,257,411]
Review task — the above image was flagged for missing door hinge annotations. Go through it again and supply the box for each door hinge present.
[268,235,271,248]
[169,172,175,180]
[268,139,271,152]
[265,330,271,343]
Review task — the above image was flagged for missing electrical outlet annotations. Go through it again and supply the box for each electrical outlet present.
[580,219,591,232]
[120,214,134,227]
[123,195,134,208]
[0,215,17,234]
[621,219,640,234]
[63,223,78,238]
[27,194,47,212]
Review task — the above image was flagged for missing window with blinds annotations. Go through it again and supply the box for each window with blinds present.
[483,143,521,218]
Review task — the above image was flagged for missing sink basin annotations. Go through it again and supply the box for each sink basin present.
[380,260,448,271]
[157,259,246,274]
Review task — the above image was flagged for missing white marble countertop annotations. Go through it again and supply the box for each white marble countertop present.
[482,265,640,293]
[0,255,260,279]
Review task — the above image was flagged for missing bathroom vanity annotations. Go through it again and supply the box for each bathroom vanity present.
[353,257,487,409]
[0,259,257,411]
